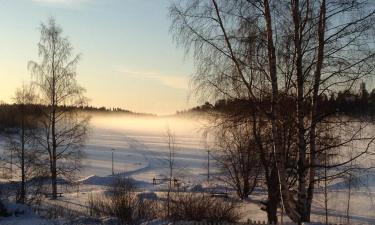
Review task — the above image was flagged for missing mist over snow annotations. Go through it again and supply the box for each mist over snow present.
[80,114,211,185]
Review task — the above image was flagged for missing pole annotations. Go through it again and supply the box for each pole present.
[111,149,114,175]
[10,148,13,179]
[207,149,210,184]
[324,151,328,225]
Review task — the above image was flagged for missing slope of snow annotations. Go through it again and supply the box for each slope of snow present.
[80,174,153,189]
[329,173,375,190]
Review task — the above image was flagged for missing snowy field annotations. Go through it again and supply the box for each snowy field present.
[80,114,210,186]
[78,114,375,224]
[1,114,375,224]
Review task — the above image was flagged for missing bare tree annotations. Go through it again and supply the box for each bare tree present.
[170,0,375,223]
[342,151,361,224]
[165,127,177,217]
[0,84,46,209]
[213,122,260,199]
[7,84,40,203]
[28,18,89,199]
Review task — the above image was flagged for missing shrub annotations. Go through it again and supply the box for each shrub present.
[87,193,109,217]
[87,176,159,225]
[169,193,240,223]
[109,177,136,224]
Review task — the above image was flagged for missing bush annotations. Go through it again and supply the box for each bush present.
[169,193,240,222]
[87,177,159,225]
[87,193,109,218]
[109,177,136,223]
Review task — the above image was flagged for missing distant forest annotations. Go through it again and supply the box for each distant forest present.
[179,86,375,118]
[0,104,155,130]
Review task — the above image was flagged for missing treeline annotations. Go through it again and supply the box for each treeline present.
[80,105,155,115]
[179,89,375,118]
[0,104,43,130]
[0,104,154,130]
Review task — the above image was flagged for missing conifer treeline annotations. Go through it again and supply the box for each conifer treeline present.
[180,89,375,118]
[0,104,154,130]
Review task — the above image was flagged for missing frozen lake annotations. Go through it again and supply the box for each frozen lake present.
[81,114,210,185]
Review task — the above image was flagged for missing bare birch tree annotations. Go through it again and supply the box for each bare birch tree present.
[8,84,38,203]
[28,18,89,199]
[170,0,375,223]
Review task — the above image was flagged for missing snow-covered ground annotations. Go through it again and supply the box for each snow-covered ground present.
[1,114,375,224]
[81,114,210,186]
[84,115,375,223]
[77,115,375,224]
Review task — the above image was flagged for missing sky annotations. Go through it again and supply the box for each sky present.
[0,0,196,115]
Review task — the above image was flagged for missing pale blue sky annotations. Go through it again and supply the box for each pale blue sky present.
[0,0,195,115]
